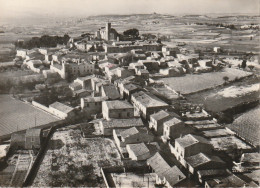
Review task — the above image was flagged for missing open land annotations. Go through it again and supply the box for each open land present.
[33,126,122,187]
[0,95,59,137]
[159,68,252,95]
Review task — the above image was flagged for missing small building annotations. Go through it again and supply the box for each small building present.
[102,100,134,120]
[186,153,226,174]
[170,134,213,167]
[159,67,184,77]
[147,152,187,188]
[213,47,221,53]
[118,83,141,101]
[113,127,154,148]
[49,102,75,119]
[197,169,231,184]
[99,118,144,136]
[11,128,42,150]
[25,128,42,150]
[101,84,120,100]
[149,110,171,135]
[81,96,108,118]
[162,117,193,142]
[131,91,169,120]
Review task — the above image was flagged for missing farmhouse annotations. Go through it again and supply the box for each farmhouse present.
[49,102,75,119]
[131,91,169,120]
[102,100,134,120]
[99,118,143,136]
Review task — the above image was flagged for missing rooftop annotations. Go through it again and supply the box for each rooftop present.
[100,118,143,129]
[124,83,141,92]
[127,143,150,157]
[83,96,108,103]
[150,110,170,121]
[102,85,120,100]
[203,128,235,138]
[164,117,183,127]
[186,153,224,168]
[103,100,133,110]
[175,134,210,148]
[241,153,260,163]
[132,91,168,108]
[49,102,74,113]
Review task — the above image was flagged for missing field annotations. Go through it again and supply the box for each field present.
[227,106,260,147]
[33,127,122,187]
[0,95,59,137]
[159,68,252,95]
[0,70,45,86]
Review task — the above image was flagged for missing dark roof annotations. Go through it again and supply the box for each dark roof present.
[124,83,141,92]
[175,134,210,148]
[103,100,133,110]
[147,152,186,186]
[102,85,120,99]
[100,118,143,129]
[186,153,225,168]
[150,110,170,121]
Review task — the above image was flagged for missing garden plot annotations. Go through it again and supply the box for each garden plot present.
[204,84,259,112]
[160,68,252,95]
[33,128,122,187]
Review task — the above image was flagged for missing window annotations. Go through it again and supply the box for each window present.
[31,137,34,142]
[118,113,121,118]
[87,103,89,107]
[127,112,130,117]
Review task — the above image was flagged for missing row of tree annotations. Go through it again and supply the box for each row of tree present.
[14,34,70,49]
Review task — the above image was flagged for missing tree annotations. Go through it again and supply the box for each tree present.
[241,60,247,69]
[123,28,139,38]
[223,76,229,83]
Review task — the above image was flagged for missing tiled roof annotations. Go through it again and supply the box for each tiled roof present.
[175,134,210,148]
[132,91,168,108]
[150,110,170,121]
[49,102,74,113]
[127,143,150,157]
[101,118,143,129]
[104,100,133,110]
[102,85,120,99]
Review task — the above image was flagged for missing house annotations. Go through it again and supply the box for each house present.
[197,169,231,184]
[233,152,260,173]
[205,174,258,188]
[11,133,25,149]
[99,118,144,136]
[16,49,27,59]
[131,91,169,120]
[49,102,75,119]
[80,96,108,118]
[136,69,150,80]
[170,134,213,167]
[113,127,154,147]
[101,84,120,100]
[70,75,95,91]
[147,152,187,188]
[118,83,141,101]
[186,153,226,174]
[139,60,159,73]
[24,60,44,73]
[25,128,42,150]
[159,67,184,77]
[10,128,42,150]
[102,100,134,120]
[73,89,91,98]
[126,143,151,161]
[149,110,172,135]
[126,142,159,161]
[162,117,193,142]
[213,47,221,53]
[113,127,154,157]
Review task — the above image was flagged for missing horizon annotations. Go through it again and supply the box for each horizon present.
[0,0,259,23]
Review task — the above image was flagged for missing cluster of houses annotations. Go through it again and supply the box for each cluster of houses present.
[8,22,259,188]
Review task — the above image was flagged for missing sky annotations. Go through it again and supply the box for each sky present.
[0,0,259,20]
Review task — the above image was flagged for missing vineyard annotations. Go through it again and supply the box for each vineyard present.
[0,95,59,137]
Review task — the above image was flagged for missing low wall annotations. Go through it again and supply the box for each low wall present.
[32,101,50,113]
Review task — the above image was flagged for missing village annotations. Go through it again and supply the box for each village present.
[0,20,259,188]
